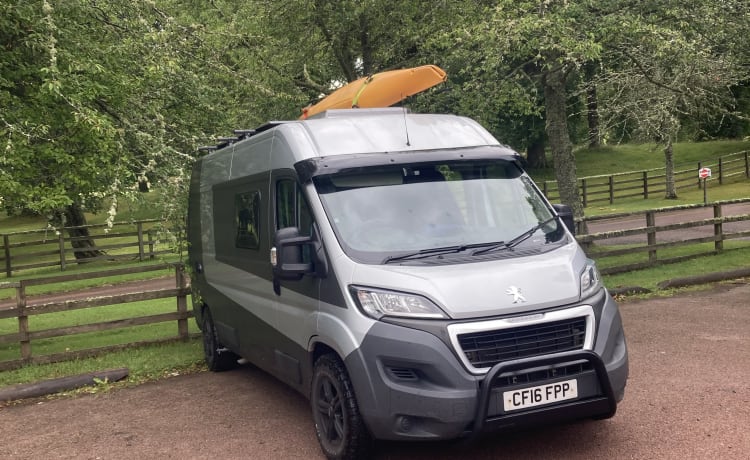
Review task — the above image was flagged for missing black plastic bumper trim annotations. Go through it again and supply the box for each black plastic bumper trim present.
[470,349,617,436]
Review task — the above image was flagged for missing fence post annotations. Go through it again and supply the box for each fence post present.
[137,222,145,262]
[642,171,649,199]
[581,178,588,208]
[147,230,155,259]
[646,211,657,263]
[175,264,189,341]
[697,162,702,189]
[718,157,723,185]
[543,181,548,198]
[17,282,31,362]
[3,235,11,277]
[58,231,66,272]
[713,203,723,252]
[745,151,749,178]
[608,176,615,204]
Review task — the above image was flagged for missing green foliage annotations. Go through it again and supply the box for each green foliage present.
[2,0,748,227]
[593,0,747,146]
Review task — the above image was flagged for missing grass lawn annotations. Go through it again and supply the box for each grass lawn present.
[0,296,200,363]
[0,338,205,388]
[528,139,750,182]
[581,182,750,217]
[603,245,750,292]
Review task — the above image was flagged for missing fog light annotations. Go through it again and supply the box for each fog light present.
[397,415,413,432]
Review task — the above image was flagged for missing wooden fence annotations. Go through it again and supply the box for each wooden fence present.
[0,200,748,372]
[0,263,193,372]
[542,150,750,206]
[0,219,170,277]
[577,198,750,275]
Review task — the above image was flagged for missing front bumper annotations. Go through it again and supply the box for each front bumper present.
[343,294,628,441]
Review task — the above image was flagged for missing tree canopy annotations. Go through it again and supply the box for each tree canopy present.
[1,0,748,232]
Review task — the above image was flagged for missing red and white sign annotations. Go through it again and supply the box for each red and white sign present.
[698,167,712,179]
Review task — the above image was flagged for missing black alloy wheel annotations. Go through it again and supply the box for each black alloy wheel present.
[311,354,371,460]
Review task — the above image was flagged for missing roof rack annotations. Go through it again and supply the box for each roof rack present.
[233,129,256,136]
[197,121,289,154]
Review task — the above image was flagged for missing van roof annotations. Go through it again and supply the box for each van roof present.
[198,108,504,156]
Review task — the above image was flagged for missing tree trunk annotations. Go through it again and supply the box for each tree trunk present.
[663,138,678,199]
[586,85,600,148]
[585,63,600,148]
[526,136,548,169]
[359,13,373,75]
[543,65,585,222]
[64,203,107,260]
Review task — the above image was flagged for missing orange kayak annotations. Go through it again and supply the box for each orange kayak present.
[300,65,447,119]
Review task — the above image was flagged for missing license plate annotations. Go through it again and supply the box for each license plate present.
[503,379,578,412]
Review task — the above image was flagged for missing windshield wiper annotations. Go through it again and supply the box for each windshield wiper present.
[472,216,558,256]
[383,242,499,264]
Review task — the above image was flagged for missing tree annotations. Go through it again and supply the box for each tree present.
[593,0,749,198]
[1,1,304,257]
[444,1,607,219]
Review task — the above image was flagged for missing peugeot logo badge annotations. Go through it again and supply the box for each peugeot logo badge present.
[505,286,526,303]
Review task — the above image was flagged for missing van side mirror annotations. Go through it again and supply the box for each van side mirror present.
[552,204,575,236]
[272,227,314,281]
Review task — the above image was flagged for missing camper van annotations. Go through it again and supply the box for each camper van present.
[187,108,628,459]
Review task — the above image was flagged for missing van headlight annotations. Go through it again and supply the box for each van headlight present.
[580,260,602,299]
[350,286,448,320]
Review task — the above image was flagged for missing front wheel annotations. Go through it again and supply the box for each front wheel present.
[201,307,238,372]
[311,354,371,460]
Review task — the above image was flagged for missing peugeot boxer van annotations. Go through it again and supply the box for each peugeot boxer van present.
[187,108,628,459]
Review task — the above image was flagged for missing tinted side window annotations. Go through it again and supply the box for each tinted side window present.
[276,180,295,230]
[235,190,261,249]
[276,179,312,236]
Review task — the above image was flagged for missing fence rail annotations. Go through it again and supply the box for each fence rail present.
[0,263,192,372]
[0,219,169,277]
[576,198,750,275]
[542,150,750,206]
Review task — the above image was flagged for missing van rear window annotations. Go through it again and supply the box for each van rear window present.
[235,190,261,249]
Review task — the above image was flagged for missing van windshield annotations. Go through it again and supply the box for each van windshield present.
[313,159,566,264]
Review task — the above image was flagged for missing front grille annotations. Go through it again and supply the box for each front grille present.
[457,317,587,369]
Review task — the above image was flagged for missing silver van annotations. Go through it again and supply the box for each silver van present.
[188,108,628,459]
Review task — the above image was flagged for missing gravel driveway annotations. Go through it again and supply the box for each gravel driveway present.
[1,281,748,459]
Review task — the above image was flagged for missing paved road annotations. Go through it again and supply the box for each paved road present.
[1,281,748,459]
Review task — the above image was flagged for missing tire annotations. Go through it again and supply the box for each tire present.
[201,307,238,372]
[311,354,371,460]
